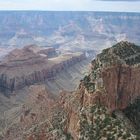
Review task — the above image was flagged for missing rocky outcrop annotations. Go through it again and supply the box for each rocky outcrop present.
[0,45,86,94]
[1,41,140,140]
[102,65,140,111]
[63,41,140,139]
[82,41,140,112]
[58,41,140,139]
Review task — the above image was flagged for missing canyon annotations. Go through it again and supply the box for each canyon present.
[0,11,140,140]
[0,11,140,58]
[1,41,140,140]
[0,43,92,135]
[0,45,87,95]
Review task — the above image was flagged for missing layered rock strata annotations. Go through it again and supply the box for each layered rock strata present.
[83,41,140,112]
[1,41,140,140]
[0,45,85,94]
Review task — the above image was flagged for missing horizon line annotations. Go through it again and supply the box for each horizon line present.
[0,10,139,13]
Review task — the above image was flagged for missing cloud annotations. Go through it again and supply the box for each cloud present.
[0,0,92,10]
[97,0,140,1]
[0,0,139,12]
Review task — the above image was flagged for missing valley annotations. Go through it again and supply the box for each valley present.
[0,11,140,140]
[0,11,140,59]
[0,44,93,133]
[1,41,140,140]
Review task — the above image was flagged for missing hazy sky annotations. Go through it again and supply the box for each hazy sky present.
[0,0,140,12]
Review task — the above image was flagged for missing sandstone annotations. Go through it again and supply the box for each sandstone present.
[0,45,86,94]
[89,41,140,112]
[1,41,140,140]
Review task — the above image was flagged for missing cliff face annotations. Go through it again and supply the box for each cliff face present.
[0,45,86,94]
[64,41,140,139]
[2,41,140,140]
[102,65,140,111]
[83,41,140,112]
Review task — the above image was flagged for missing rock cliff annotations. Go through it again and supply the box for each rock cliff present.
[1,41,140,140]
[0,45,86,95]
[64,41,140,139]
[85,41,140,112]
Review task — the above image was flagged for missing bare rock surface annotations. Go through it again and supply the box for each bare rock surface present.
[0,45,86,94]
[1,41,140,140]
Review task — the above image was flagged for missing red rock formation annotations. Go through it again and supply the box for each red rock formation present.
[85,41,140,112]
[102,65,140,112]
[2,42,139,140]
[71,64,140,114]
[0,45,86,94]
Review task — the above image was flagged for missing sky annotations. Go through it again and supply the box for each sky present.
[0,0,140,12]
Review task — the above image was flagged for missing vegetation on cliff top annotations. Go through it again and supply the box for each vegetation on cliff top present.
[83,41,140,93]
[98,41,140,66]
[79,104,138,140]
[79,41,140,139]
